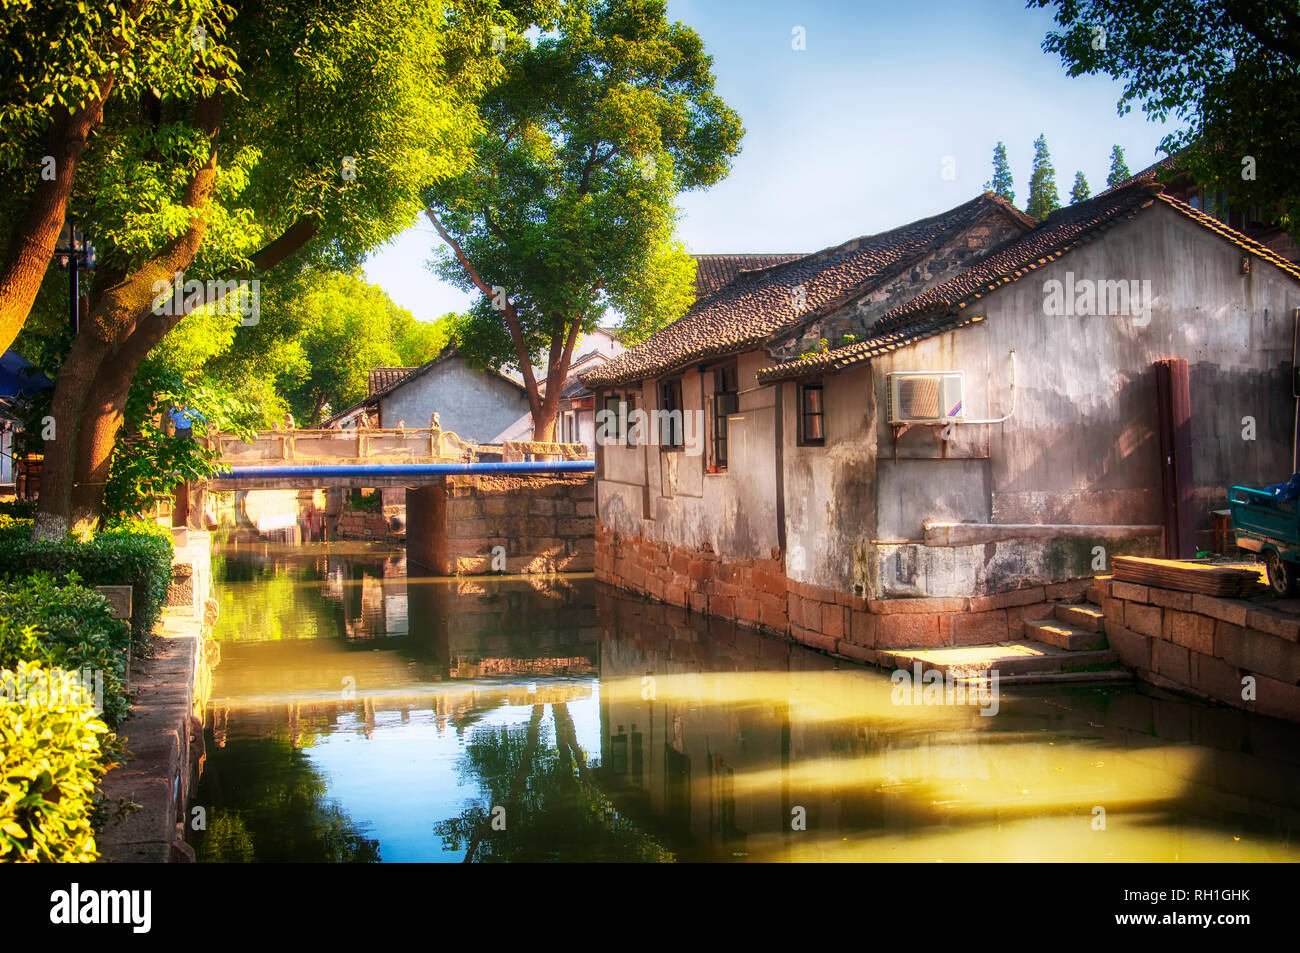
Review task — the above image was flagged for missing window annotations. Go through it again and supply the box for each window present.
[625,392,638,447]
[659,378,683,450]
[799,382,824,445]
[601,394,621,440]
[561,410,576,443]
[713,365,738,468]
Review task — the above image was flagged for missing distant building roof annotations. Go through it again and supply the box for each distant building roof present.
[324,345,526,426]
[369,367,417,396]
[585,192,1034,388]
[692,254,807,299]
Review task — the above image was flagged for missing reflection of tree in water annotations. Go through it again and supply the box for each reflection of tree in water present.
[193,735,379,863]
[436,703,673,862]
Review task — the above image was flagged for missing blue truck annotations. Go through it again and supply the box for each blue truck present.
[1229,477,1300,596]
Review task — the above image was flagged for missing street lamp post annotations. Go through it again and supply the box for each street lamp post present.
[54,219,96,337]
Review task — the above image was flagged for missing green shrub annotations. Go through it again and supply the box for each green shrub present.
[0,518,173,646]
[0,500,36,520]
[0,573,132,727]
[0,661,112,863]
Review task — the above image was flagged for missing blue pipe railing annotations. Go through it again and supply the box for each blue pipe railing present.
[209,460,594,480]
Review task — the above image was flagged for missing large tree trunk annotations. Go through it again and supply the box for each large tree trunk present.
[65,216,319,531]
[33,95,223,540]
[0,87,113,356]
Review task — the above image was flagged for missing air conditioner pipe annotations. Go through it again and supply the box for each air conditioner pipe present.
[957,348,1017,425]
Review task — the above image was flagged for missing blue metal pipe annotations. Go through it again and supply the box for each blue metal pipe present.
[209,460,594,480]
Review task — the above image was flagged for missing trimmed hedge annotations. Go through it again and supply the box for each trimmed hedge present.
[0,518,173,646]
[0,661,111,862]
[0,573,132,727]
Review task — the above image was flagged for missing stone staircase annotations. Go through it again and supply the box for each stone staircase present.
[879,586,1133,685]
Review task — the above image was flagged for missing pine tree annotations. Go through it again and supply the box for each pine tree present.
[984,141,1014,204]
[1069,171,1090,204]
[1025,134,1060,220]
[1107,145,1131,188]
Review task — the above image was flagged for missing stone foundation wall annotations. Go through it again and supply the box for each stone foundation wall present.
[595,520,1080,661]
[408,474,594,575]
[1099,576,1300,722]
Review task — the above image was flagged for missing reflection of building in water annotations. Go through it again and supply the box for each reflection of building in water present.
[593,584,1300,860]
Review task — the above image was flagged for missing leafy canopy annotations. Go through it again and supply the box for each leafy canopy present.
[1033,0,1300,230]
[426,0,743,372]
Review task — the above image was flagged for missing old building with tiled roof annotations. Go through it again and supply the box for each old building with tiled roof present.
[590,177,1300,674]
[325,345,528,442]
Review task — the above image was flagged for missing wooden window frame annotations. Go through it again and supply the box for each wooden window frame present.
[798,381,825,446]
[712,364,738,469]
[659,377,684,452]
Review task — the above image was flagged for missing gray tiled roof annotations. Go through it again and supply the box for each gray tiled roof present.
[584,192,1032,388]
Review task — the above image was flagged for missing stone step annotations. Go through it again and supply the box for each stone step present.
[1051,601,1106,632]
[1026,617,1109,651]
[877,641,1120,678]
[954,669,1134,687]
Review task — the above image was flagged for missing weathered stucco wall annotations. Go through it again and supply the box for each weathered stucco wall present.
[834,203,1300,597]
[381,359,529,442]
[596,349,781,560]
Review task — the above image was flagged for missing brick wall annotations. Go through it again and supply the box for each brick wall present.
[595,519,1075,661]
[408,474,594,575]
[1099,575,1300,722]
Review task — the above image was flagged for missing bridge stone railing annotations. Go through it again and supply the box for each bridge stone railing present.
[209,428,505,466]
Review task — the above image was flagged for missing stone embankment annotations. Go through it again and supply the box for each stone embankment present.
[97,529,217,863]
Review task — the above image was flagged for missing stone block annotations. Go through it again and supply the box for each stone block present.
[1245,607,1300,642]
[1148,587,1194,611]
[1192,594,1249,627]
[877,613,942,649]
[1152,639,1191,686]
[942,609,1009,646]
[1111,581,1150,603]
[1106,623,1151,670]
[1125,602,1163,639]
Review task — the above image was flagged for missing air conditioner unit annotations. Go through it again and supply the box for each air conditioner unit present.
[887,371,965,424]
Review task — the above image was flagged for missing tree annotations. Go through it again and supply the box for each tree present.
[1107,144,1131,188]
[1025,134,1060,220]
[984,141,1015,204]
[1070,170,1091,204]
[425,0,743,441]
[0,1,239,356]
[31,0,512,539]
[277,270,454,425]
[1033,0,1300,231]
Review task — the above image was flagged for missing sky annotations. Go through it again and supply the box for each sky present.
[361,0,1180,323]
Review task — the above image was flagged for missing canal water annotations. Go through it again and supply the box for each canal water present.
[190,540,1300,862]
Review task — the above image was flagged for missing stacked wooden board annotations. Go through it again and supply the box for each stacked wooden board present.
[1111,556,1259,597]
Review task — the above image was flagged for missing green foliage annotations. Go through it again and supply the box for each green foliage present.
[272,270,454,424]
[0,500,36,520]
[0,573,132,728]
[1069,170,1091,204]
[102,358,258,522]
[985,141,1015,203]
[1034,0,1300,233]
[1107,144,1131,188]
[0,519,174,647]
[1025,134,1060,220]
[0,662,112,863]
[426,0,743,375]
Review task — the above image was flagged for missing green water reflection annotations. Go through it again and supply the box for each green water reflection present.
[190,540,1300,862]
